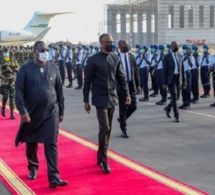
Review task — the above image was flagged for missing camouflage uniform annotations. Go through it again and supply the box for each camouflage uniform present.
[0,56,19,119]
[17,47,25,66]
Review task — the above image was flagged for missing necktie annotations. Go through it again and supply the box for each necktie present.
[124,54,130,82]
[174,53,180,73]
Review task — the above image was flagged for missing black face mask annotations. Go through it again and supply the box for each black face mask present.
[122,45,129,53]
[105,44,113,52]
[172,47,179,53]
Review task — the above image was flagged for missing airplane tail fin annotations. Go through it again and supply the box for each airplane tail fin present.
[33,27,51,41]
[23,11,73,37]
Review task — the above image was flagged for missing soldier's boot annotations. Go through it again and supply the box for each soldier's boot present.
[10,110,15,119]
[1,98,7,117]
[1,107,6,117]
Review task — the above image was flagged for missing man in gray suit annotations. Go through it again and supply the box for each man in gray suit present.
[83,34,131,173]
[163,41,186,122]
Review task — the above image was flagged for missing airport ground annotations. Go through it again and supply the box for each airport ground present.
[1,79,215,194]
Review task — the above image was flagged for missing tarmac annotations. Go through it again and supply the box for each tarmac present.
[1,79,215,194]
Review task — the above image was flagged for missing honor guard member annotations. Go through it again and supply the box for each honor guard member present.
[65,45,73,88]
[82,47,90,73]
[139,45,151,102]
[57,44,66,85]
[48,44,56,63]
[75,46,83,90]
[89,45,94,56]
[200,44,212,98]
[166,44,171,53]
[112,44,118,54]
[150,45,159,97]
[190,45,200,103]
[209,55,215,107]
[163,41,186,122]
[0,48,19,119]
[135,44,142,66]
[178,45,193,110]
[117,40,141,138]
[156,45,167,105]
[95,46,100,53]
[71,47,77,79]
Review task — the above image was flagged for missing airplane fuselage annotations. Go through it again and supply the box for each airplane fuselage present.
[0,11,73,46]
[0,30,34,43]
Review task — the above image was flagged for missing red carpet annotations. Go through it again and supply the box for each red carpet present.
[0,107,207,195]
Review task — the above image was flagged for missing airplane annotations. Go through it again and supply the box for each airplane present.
[0,11,73,46]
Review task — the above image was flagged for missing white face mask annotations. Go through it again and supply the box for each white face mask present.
[38,52,49,62]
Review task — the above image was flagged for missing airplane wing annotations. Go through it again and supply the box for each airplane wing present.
[33,27,51,41]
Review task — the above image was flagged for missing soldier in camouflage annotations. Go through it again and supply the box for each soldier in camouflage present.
[0,48,19,119]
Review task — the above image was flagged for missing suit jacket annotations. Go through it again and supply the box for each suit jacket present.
[83,51,129,108]
[117,52,140,93]
[162,52,186,86]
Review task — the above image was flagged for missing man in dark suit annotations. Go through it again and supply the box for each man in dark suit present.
[163,41,186,122]
[117,40,141,138]
[83,34,131,173]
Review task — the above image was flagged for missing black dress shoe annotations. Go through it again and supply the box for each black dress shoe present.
[210,102,215,107]
[117,118,120,124]
[191,99,199,104]
[200,94,209,98]
[167,96,171,100]
[178,104,184,109]
[149,93,158,97]
[74,86,82,90]
[49,179,68,188]
[183,105,190,110]
[28,169,37,180]
[1,107,6,117]
[66,83,73,88]
[10,113,15,119]
[121,131,129,138]
[164,107,171,118]
[156,100,166,105]
[100,162,111,173]
[174,116,180,122]
[139,97,149,102]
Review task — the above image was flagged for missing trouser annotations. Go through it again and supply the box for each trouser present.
[1,85,15,110]
[157,69,167,101]
[65,61,73,84]
[96,107,115,163]
[167,75,180,117]
[181,70,192,105]
[118,89,137,132]
[213,72,215,98]
[200,66,210,95]
[75,65,83,87]
[139,67,149,99]
[26,142,60,182]
[150,66,158,94]
[58,60,65,84]
[191,68,199,100]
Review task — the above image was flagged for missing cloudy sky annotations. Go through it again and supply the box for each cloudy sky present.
[0,0,116,44]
